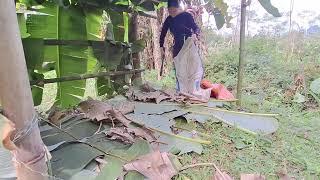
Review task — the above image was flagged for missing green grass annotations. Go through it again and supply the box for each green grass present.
[144,37,320,179]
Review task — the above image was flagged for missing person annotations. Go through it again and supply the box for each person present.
[159,0,200,58]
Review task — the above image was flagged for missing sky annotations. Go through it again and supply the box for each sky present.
[202,0,320,35]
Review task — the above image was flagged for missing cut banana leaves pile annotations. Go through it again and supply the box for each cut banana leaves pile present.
[0,86,279,180]
[32,97,208,179]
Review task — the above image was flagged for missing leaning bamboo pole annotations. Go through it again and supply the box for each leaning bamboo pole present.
[0,1,47,179]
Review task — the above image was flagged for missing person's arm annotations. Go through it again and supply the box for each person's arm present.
[186,12,200,38]
[159,17,170,49]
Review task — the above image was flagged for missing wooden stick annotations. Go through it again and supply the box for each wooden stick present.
[30,69,145,86]
[43,39,131,48]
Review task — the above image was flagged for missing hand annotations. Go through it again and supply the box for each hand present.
[191,34,198,41]
[192,34,200,47]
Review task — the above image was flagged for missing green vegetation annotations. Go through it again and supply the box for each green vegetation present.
[36,35,320,179]
[143,35,320,179]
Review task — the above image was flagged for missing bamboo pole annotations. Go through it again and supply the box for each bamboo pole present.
[0,1,47,179]
[236,0,247,106]
[30,69,145,86]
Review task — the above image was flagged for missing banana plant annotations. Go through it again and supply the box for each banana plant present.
[17,0,146,107]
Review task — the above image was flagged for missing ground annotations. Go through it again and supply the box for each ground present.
[23,37,320,179]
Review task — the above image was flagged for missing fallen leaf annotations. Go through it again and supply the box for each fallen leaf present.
[123,151,177,180]
[240,174,265,180]
[140,83,157,92]
[106,128,135,144]
[79,100,131,127]
[116,102,135,115]
[107,108,131,127]
[134,103,180,115]
[79,99,112,121]
[156,94,171,104]
[127,127,156,142]
[48,108,66,125]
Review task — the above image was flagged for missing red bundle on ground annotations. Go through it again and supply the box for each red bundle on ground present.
[201,79,235,100]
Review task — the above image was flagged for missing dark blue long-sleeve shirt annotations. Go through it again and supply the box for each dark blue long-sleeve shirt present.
[160,12,200,57]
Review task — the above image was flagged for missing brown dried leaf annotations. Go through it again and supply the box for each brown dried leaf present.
[79,99,112,121]
[156,94,170,104]
[127,127,156,142]
[107,108,131,127]
[123,151,177,180]
[240,174,265,180]
[116,102,135,115]
[48,109,66,125]
[79,100,131,127]
[140,83,157,92]
[106,127,135,144]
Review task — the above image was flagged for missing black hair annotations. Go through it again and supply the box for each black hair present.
[168,0,180,8]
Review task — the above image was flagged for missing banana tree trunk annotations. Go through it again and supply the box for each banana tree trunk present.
[236,0,247,106]
[0,1,47,179]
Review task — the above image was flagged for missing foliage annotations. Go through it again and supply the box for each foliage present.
[310,78,320,95]
[204,0,281,30]
[144,34,320,179]
[17,0,145,108]
[17,0,282,108]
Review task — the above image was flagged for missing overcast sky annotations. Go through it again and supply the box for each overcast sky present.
[203,0,320,34]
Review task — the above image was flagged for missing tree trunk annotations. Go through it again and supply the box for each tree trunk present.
[236,0,247,106]
[0,1,47,179]
[129,13,143,85]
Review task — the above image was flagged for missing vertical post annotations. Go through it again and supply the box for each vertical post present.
[130,13,143,85]
[236,0,247,106]
[0,1,47,179]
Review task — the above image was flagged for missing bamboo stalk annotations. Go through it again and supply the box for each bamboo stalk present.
[236,0,248,106]
[30,69,145,86]
[0,1,47,179]
[43,39,131,48]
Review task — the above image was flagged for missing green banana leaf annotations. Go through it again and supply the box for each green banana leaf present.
[22,39,45,105]
[258,0,281,17]
[85,9,103,73]
[26,3,88,108]
[96,139,151,180]
[17,13,30,38]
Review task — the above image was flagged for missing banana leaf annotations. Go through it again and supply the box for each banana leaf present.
[258,0,281,17]
[17,13,30,38]
[26,3,88,108]
[189,107,279,135]
[22,39,45,105]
